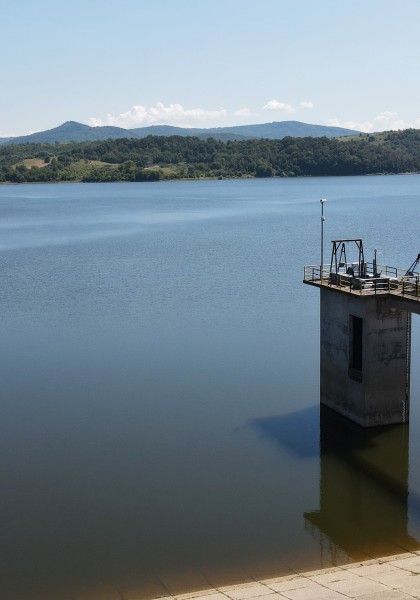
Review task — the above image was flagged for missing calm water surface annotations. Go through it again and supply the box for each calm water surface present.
[1,177,420,600]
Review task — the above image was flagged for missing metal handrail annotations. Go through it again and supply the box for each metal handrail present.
[303,264,420,300]
[401,276,420,298]
[303,265,330,281]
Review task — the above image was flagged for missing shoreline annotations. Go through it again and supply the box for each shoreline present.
[145,551,420,600]
[1,171,420,186]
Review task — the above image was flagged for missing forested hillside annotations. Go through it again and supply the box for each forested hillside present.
[1,129,420,184]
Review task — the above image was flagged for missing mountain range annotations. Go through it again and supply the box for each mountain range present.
[0,120,360,145]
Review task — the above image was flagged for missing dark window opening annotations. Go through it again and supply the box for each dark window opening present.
[350,315,363,373]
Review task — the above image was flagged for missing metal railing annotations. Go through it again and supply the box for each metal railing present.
[303,263,420,299]
[303,265,330,282]
[401,276,420,299]
[363,262,406,279]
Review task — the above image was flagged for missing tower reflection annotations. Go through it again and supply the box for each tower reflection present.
[305,407,417,563]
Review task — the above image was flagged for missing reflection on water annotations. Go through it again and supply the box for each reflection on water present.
[305,408,418,563]
[254,406,419,565]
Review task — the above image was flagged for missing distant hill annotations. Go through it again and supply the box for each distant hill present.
[0,121,133,145]
[0,120,359,145]
[203,121,360,140]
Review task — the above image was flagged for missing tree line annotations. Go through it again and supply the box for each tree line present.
[1,129,420,183]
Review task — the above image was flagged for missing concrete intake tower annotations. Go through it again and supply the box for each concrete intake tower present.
[304,238,420,427]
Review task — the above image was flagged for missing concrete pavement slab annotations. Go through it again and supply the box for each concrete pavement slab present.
[150,551,420,600]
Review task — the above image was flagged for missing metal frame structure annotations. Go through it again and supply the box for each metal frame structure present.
[330,239,365,278]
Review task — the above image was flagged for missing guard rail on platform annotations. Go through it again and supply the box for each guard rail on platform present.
[401,276,420,299]
[303,264,420,299]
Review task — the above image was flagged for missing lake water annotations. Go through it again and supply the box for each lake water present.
[1,176,420,600]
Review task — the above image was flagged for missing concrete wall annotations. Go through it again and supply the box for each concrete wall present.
[320,288,410,426]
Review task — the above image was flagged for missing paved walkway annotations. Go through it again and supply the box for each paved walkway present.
[161,552,420,600]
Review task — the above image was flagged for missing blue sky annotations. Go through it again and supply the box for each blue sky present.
[2,0,420,136]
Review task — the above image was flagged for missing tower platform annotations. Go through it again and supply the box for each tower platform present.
[304,262,420,316]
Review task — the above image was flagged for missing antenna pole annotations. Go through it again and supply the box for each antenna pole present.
[320,199,327,283]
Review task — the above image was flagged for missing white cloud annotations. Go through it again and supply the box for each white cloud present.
[0,130,18,138]
[325,111,416,133]
[263,100,296,113]
[234,107,255,117]
[325,118,373,132]
[89,102,228,128]
[300,101,314,109]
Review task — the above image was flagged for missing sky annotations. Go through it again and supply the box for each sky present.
[1,0,420,137]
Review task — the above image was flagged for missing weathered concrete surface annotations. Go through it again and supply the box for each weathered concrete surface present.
[320,287,410,426]
[388,292,420,316]
[149,552,420,600]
